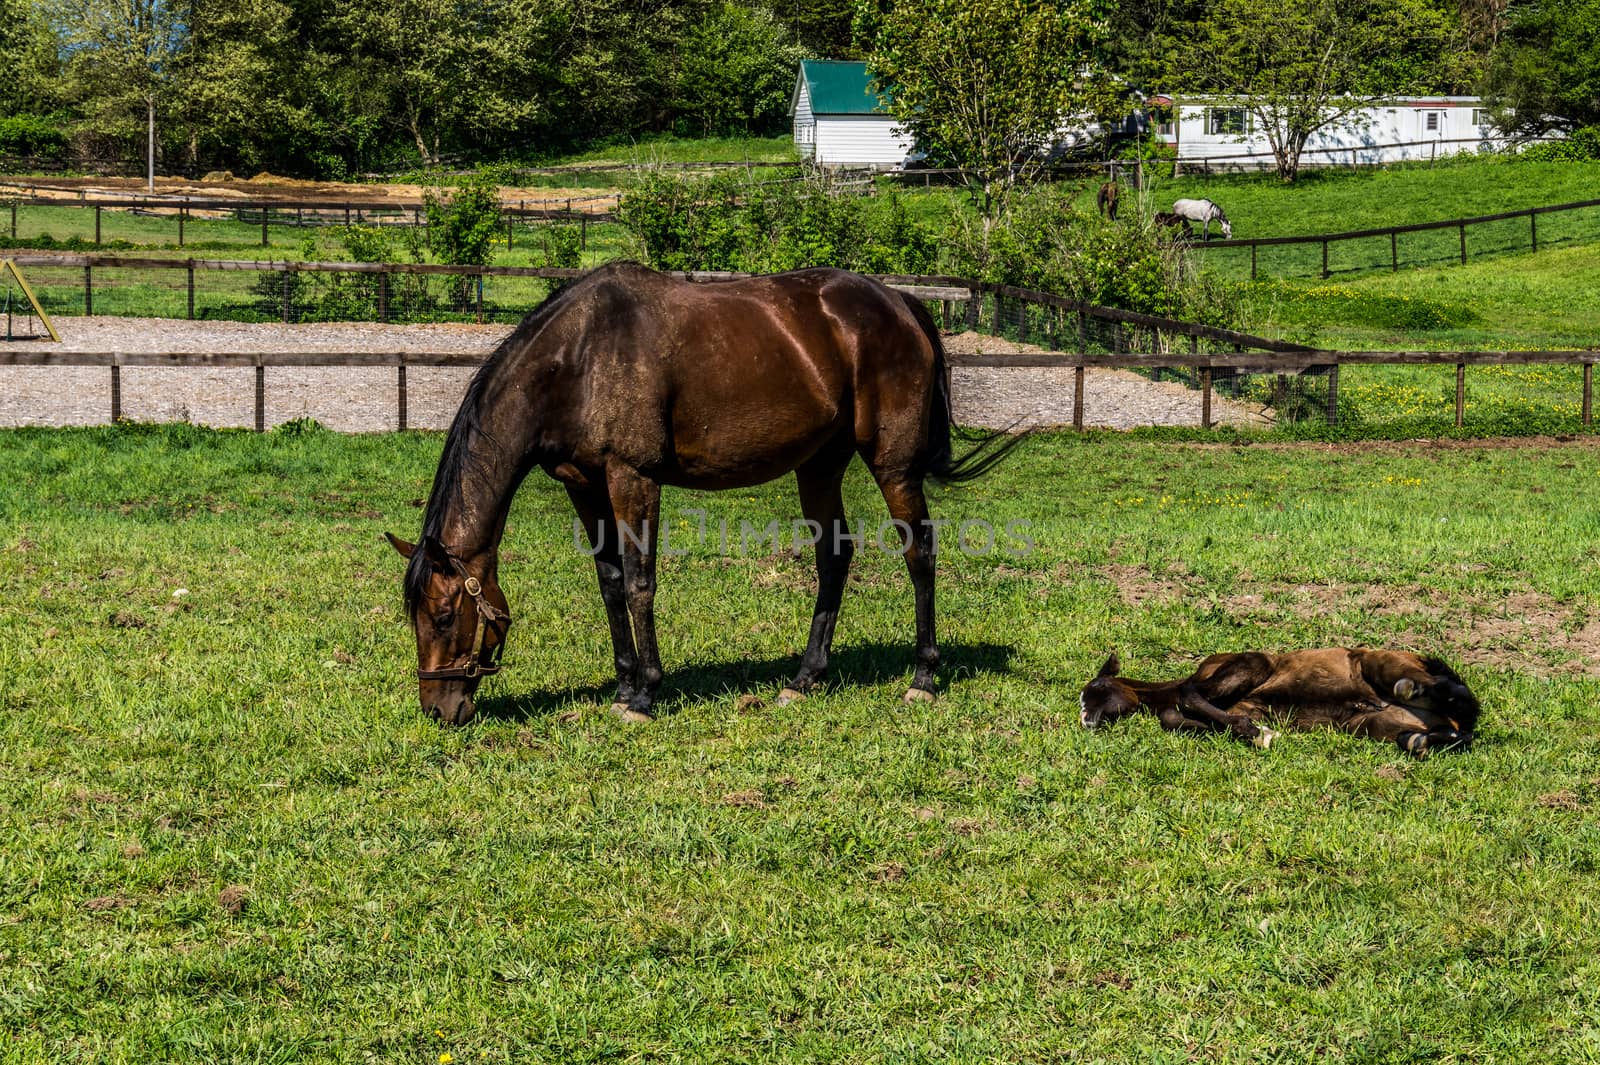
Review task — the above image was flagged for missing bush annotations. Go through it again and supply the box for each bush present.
[0,113,67,158]
[425,173,502,308]
[941,185,1244,327]
[617,170,940,274]
[1514,126,1600,162]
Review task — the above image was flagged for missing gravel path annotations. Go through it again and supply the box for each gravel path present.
[1,317,1269,432]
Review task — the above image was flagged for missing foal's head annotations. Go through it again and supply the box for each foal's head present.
[386,533,511,725]
[1078,654,1144,729]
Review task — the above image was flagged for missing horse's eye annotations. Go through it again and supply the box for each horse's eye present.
[433,609,456,630]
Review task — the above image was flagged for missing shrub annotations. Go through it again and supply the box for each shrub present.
[1514,126,1600,162]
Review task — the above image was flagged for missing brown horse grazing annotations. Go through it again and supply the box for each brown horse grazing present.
[1152,211,1193,239]
[1097,182,1120,221]
[1079,649,1479,758]
[386,262,1022,725]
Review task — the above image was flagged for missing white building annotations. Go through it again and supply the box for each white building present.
[1152,96,1514,169]
[790,60,914,167]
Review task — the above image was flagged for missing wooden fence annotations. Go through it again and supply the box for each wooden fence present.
[2,346,1590,433]
[2,265,1594,432]
[2,193,615,251]
[1187,197,1600,279]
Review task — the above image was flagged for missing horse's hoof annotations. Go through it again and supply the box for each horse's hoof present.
[903,687,936,704]
[776,687,806,706]
[1403,732,1430,759]
[1394,678,1420,701]
[1252,726,1278,750]
[610,702,653,724]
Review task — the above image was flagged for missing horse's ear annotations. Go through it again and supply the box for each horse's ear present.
[1097,653,1121,679]
[420,535,453,569]
[385,532,415,559]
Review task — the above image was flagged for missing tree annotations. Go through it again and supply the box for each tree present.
[45,0,189,182]
[861,0,1112,214]
[1175,0,1469,181]
[673,2,809,136]
[1482,0,1600,135]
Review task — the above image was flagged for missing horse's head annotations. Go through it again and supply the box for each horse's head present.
[1079,653,1143,728]
[386,532,511,725]
[1218,217,1233,239]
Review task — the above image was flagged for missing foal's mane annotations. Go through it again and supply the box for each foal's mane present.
[402,277,582,613]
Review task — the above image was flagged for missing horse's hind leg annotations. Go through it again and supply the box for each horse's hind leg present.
[872,472,939,703]
[781,452,856,703]
[566,485,641,717]
[605,465,665,720]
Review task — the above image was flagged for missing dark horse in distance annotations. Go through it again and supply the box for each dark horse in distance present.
[388,263,1018,724]
[1079,649,1479,758]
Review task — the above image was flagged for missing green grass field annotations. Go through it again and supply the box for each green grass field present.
[3,423,1599,1062]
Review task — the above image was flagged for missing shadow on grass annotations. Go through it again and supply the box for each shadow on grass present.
[473,640,1019,722]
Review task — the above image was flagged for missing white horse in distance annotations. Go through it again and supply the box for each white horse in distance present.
[1171,198,1232,240]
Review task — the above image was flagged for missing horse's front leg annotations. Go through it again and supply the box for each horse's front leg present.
[605,466,665,721]
[1345,704,1466,759]
[1177,686,1276,748]
[566,485,640,717]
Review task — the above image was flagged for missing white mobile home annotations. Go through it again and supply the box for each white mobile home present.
[790,60,914,167]
[1153,96,1513,169]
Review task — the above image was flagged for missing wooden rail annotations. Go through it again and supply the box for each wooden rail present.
[4,348,1590,433]
[1187,197,1600,278]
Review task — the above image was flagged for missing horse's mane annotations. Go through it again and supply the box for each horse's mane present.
[402,277,583,613]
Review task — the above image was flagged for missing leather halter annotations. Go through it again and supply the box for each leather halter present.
[416,557,510,682]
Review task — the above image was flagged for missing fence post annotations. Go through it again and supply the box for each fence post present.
[281,269,292,324]
[110,358,121,423]
[1530,212,1538,253]
[255,361,265,432]
[506,216,513,251]
[1391,231,1398,271]
[9,201,14,240]
[83,264,92,316]
[1251,243,1257,280]
[1201,367,1212,429]
[178,205,185,247]
[94,205,101,245]
[1455,363,1466,427]
[1075,310,1086,352]
[476,274,485,324]
[580,213,587,251]
[261,209,269,247]
[186,262,195,320]
[1582,362,1592,427]
[966,286,980,331]
[1459,224,1467,265]
[1073,365,1085,431]
[1326,362,1339,427]
[397,359,408,432]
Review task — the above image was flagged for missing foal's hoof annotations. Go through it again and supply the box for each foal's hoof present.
[1402,732,1431,759]
[776,687,806,706]
[903,687,937,705]
[1393,678,1421,701]
[610,701,654,724]
[1252,725,1278,750]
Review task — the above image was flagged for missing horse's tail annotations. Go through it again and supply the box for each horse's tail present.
[898,291,1030,486]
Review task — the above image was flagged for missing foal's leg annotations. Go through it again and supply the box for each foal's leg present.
[566,485,640,717]
[871,473,939,702]
[1345,704,1466,759]
[1177,687,1276,748]
[781,453,856,703]
[605,465,665,720]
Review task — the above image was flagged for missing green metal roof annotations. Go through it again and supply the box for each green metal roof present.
[796,60,889,115]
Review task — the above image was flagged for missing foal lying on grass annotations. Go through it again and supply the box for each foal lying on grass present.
[1079,649,1479,758]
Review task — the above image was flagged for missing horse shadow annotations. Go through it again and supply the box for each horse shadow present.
[473,640,1019,722]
